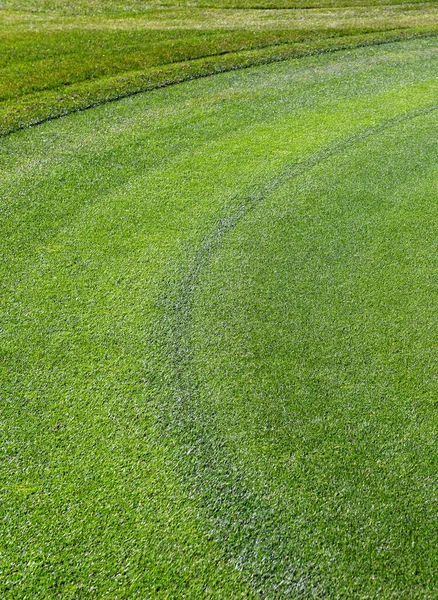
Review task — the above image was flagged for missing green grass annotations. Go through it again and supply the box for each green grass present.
[1,36,437,598]
[1,0,437,135]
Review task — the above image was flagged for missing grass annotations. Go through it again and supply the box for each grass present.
[189,109,438,597]
[1,35,437,598]
[1,0,437,135]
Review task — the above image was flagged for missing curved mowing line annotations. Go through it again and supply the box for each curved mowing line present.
[159,102,438,597]
[2,29,437,139]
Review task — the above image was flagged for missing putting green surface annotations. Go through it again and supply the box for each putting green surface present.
[1,37,437,598]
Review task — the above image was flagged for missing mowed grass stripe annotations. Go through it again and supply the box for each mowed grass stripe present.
[0,38,437,597]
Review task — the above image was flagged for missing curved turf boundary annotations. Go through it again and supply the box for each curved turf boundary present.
[2,0,438,137]
[0,38,437,598]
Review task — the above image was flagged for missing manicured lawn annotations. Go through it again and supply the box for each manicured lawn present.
[1,0,437,134]
[1,36,437,598]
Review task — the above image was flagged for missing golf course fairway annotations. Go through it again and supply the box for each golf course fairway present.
[1,37,437,598]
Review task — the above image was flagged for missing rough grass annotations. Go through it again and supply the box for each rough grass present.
[1,0,437,134]
[1,37,437,598]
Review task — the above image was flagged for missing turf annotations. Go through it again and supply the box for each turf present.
[1,36,437,598]
[1,0,437,135]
